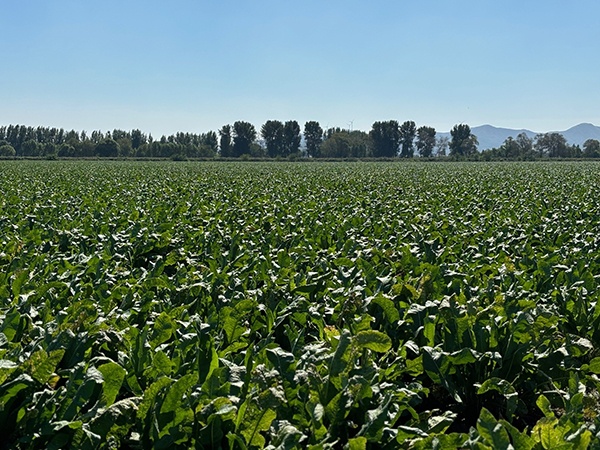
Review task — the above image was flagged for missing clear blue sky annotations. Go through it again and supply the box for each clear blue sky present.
[1,0,598,136]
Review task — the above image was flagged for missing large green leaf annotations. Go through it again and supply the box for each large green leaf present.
[347,437,367,450]
[329,330,352,378]
[371,296,400,323]
[476,408,511,450]
[499,419,535,450]
[477,377,518,420]
[240,405,277,448]
[1,307,21,342]
[160,373,197,414]
[531,417,568,450]
[137,377,172,421]
[97,362,126,406]
[150,312,176,349]
[356,393,392,441]
[354,330,391,353]
[22,349,65,385]
[325,389,352,424]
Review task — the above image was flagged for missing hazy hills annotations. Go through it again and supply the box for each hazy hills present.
[438,123,600,150]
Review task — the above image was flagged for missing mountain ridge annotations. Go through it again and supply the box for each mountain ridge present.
[437,123,600,150]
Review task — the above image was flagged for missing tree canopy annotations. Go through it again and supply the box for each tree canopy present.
[261,120,285,158]
[449,124,478,156]
[320,130,369,158]
[416,126,436,157]
[370,121,401,157]
[219,125,233,158]
[583,139,600,158]
[399,121,417,158]
[304,121,323,158]
[232,121,257,157]
[535,133,570,158]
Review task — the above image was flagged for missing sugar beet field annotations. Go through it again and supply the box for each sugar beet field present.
[3,160,600,449]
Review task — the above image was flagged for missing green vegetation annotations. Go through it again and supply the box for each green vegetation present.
[3,160,600,448]
[3,122,597,160]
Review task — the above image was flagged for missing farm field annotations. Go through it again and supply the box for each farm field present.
[3,160,600,449]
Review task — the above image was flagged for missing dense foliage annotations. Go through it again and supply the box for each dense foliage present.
[2,123,598,160]
[3,161,600,449]
[0,125,219,159]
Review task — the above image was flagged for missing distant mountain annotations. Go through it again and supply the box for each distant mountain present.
[558,123,600,147]
[471,125,537,151]
[437,123,600,150]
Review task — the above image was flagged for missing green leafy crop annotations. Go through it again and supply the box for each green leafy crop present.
[2,160,600,449]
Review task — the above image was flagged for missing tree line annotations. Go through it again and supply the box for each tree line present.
[481,132,600,159]
[0,121,453,159]
[0,125,218,158]
[1,122,599,159]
